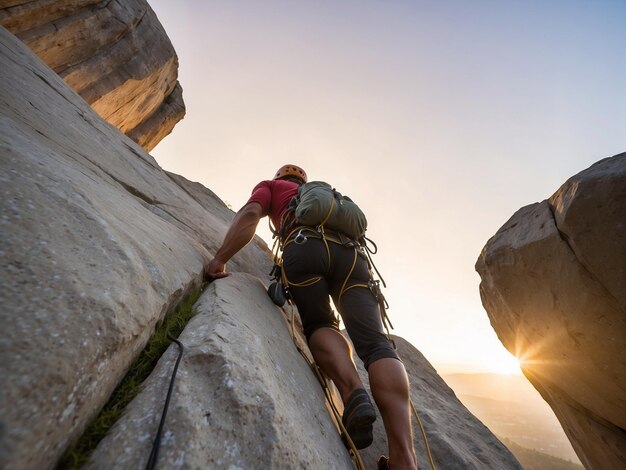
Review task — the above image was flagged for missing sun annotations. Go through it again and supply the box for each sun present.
[490,350,523,375]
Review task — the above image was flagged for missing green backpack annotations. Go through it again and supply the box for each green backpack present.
[293,181,367,240]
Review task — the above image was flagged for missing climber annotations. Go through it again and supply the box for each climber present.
[205,164,417,470]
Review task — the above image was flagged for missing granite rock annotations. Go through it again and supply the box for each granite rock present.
[0,0,185,150]
[476,154,626,469]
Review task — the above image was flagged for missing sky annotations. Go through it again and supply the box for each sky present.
[148,0,626,375]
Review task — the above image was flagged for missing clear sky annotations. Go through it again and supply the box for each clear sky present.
[148,0,626,375]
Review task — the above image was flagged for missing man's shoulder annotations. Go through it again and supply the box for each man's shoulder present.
[256,179,298,189]
[251,179,272,190]
[273,179,299,189]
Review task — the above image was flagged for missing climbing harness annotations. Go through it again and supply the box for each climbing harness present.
[271,221,436,470]
[271,226,368,470]
[145,332,184,470]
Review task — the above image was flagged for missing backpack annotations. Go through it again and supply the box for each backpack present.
[292,181,367,240]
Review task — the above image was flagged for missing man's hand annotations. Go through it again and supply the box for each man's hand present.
[205,258,230,280]
[204,202,263,281]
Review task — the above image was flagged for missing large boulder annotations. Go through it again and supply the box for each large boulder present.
[0,25,268,469]
[0,0,185,151]
[476,154,626,469]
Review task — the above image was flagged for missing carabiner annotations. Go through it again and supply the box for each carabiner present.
[295,229,308,245]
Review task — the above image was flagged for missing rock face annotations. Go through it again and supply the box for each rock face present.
[0,0,185,151]
[355,336,523,470]
[0,26,268,469]
[476,154,626,469]
[85,274,354,470]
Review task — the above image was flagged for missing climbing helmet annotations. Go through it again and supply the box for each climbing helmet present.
[273,164,307,183]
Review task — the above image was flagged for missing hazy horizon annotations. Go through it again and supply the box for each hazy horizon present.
[443,372,582,464]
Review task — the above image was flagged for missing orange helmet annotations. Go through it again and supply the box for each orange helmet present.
[273,164,307,183]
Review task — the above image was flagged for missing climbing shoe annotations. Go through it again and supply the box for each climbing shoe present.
[377,455,390,469]
[341,388,377,449]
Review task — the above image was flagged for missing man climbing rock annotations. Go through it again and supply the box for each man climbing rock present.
[206,164,417,470]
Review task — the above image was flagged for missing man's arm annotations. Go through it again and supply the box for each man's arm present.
[205,202,264,279]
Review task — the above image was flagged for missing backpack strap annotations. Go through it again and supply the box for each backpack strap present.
[319,189,336,227]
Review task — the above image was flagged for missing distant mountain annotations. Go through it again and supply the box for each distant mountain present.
[443,373,581,464]
[443,373,549,412]
[501,438,584,470]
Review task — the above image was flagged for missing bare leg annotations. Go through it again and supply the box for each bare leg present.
[368,358,417,470]
[308,327,364,403]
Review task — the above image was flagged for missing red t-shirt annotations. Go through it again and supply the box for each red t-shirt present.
[245,179,299,230]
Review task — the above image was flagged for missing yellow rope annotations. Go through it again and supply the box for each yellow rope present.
[286,304,366,470]
[321,230,331,274]
[340,283,369,294]
[287,276,323,288]
[337,248,358,308]
[410,399,436,470]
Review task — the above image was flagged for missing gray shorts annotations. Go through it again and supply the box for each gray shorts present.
[282,238,399,369]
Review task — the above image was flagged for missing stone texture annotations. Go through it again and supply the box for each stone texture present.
[355,336,523,470]
[0,0,185,151]
[85,274,354,470]
[129,82,185,151]
[476,153,626,469]
[549,155,626,310]
[0,26,268,469]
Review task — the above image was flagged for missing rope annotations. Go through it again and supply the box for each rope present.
[410,399,436,470]
[337,248,358,308]
[145,332,184,470]
[285,304,366,470]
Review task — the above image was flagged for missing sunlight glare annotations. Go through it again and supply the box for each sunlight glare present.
[491,350,523,375]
